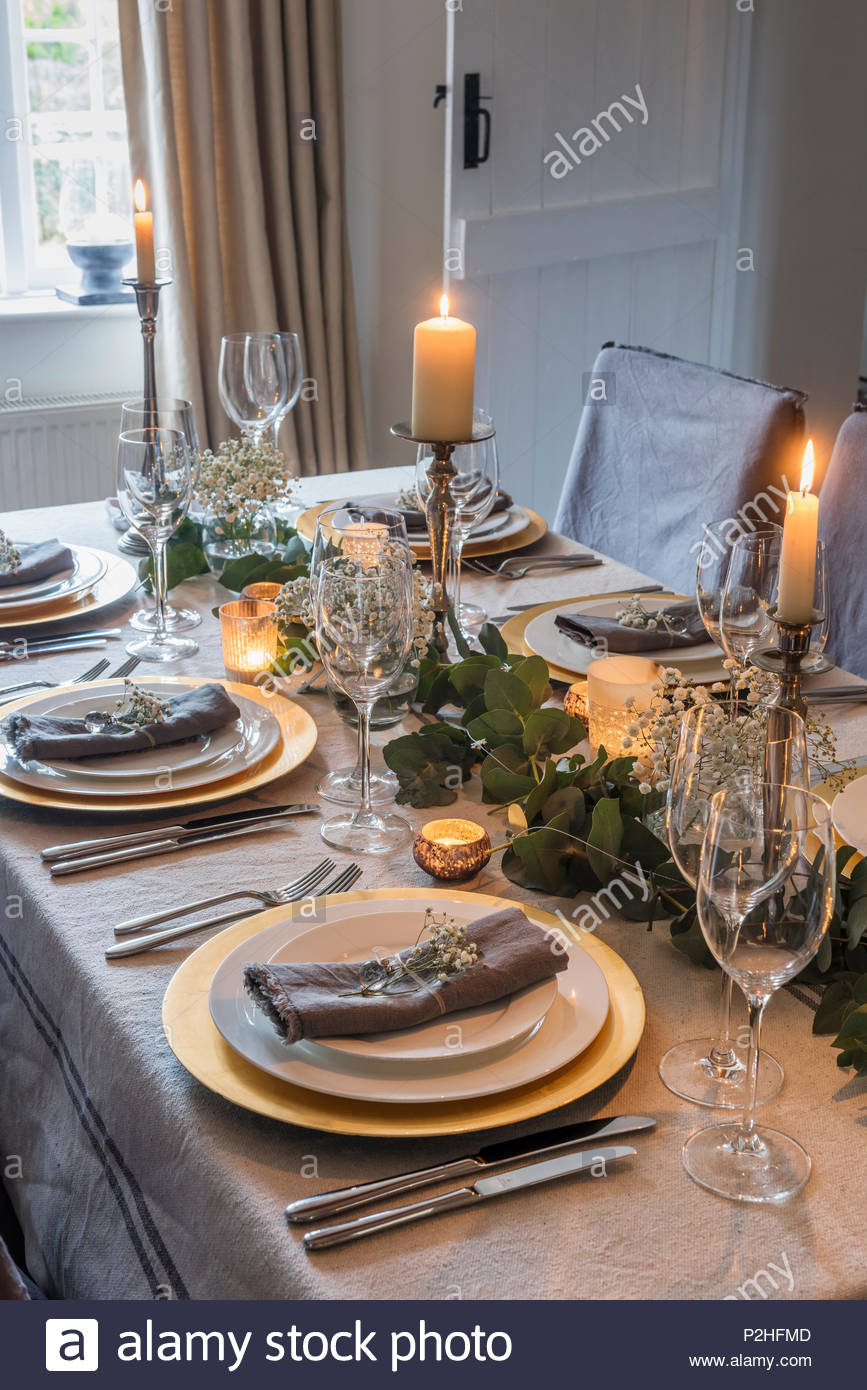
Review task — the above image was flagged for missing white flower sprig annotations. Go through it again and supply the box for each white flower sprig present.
[342,908,481,997]
[0,529,21,574]
[275,563,434,665]
[395,486,420,510]
[616,593,684,635]
[110,680,171,729]
[195,438,295,524]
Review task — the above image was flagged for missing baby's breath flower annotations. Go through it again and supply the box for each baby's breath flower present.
[195,438,295,523]
[0,529,21,574]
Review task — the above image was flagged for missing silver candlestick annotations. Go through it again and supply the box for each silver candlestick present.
[122,276,171,422]
[751,607,822,718]
[391,419,496,654]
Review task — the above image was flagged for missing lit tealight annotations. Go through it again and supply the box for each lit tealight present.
[586,656,659,752]
[241,581,283,603]
[412,818,492,881]
[342,520,389,568]
[219,598,278,685]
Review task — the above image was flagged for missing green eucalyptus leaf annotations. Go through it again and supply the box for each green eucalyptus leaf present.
[522,708,585,760]
[480,746,535,804]
[585,797,623,883]
[523,759,559,824]
[467,708,525,743]
[670,906,716,968]
[508,655,552,707]
[620,815,672,872]
[812,976,860,1034]
[541,784,587,833]
[484,667,533,718]
[449,656,502,699]
[479,622,508,660]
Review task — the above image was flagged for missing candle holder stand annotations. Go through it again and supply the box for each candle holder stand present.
[751,607,822,718]
[122,277,172,420]
[390,419,496,654]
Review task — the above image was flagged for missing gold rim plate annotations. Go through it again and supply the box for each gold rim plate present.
[500,591,685,684]
[0,550,137,630]
[0,676,317,814]
[295,502,548,560]
[162,887,645,1137]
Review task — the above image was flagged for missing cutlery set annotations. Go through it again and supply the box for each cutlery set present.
[289,1114,656,1250]
[0,653,140,703]
[464,553,602,580]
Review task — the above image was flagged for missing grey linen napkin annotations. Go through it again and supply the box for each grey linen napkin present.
[0,540,73,589]
[555,600,708,654]
[243,906,566,1044]
[4,683,240,762]
[359,490,513,532]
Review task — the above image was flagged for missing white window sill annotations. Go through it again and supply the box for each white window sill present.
[0,292,138,323]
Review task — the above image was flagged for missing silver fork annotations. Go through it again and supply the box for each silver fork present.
[465,555,601,580]
[0,657,110,704]
[109,654,141,679]
[105,862,363,959]
[114,858,337,935]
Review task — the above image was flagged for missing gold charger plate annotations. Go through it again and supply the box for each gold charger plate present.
[295,502,547,560]
[161,887,645,1138]
[0,676,317,814]
[813,767,865,873]
[500,591,685,684]
[0,549,137,631]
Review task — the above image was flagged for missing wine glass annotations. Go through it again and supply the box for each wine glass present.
[121,400,202,633]
[312,504,410,808]
[416,408,499,637]
[116,427,197,661]
[685,785,835,1202]
[720,530,782,706]
[313,507,414,854]
[799,540,833,674]
[270,332,303,450]
[696,520,781,652]
[662,702,808,1107]
[218,333,289,441]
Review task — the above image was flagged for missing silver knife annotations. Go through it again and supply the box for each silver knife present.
[303,1145,636,1252]
[49,813,312,877]
[286,1114,655,1224]
[41,803,317,862]
[0,639,109,662]
[0,628,122,649]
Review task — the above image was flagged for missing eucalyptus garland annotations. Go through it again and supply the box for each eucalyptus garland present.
[382,625,867,1078]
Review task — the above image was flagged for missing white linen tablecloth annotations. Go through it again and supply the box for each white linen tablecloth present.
[1,471,865,1301]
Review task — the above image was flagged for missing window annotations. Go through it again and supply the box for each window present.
[0,0,131,293]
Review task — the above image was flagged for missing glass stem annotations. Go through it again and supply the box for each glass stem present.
[447,532,465,625]
[151,536,169,641]
[737,995,767,1150]
[706,971,738,1071]
[356,700,374,819]
[729,662,739,717]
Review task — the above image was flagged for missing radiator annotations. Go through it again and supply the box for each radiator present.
[0,393,133,512]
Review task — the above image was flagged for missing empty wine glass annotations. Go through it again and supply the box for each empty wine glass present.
[720,530,782,706]
[313,506,414,852]
[696,520,781,653]
[270,332,303,450]
[685,785,835,1202]
[218,332,288,441]
[662,702,808,1107]
[799,540,833,674]
[121,399,202,633]
[416,408,499,637]
[116,427,197,662]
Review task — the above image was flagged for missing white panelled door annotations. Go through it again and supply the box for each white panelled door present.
[444,0,752,522]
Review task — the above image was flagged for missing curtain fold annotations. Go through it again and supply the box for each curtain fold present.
[117,0,368,474]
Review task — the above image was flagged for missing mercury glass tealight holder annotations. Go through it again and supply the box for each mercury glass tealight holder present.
[342,520,390,568]
[563,680,589,726]
[219,598,278,685]
[240,581,283,603]
[412,818,493,881]
[586,656,660,753]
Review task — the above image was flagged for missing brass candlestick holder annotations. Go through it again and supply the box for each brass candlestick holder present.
[122,276,172,421]
[751,607,822,718]
[390,419,496,654]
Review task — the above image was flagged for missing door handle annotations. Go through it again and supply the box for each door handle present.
[463,73,492,169]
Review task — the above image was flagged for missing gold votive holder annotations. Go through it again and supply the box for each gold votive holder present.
[564,680,589,726]
[412,818,493,881]
[219,598,279,685]
[586,656,659,752]
[240,581,283,603]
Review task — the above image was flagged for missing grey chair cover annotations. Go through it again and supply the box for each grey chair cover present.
[554,343,807,593]
[819,404,867,678]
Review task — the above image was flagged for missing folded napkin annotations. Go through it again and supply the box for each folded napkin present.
[0,540,73,589]
[243,906,566,1044]
[555,600,708,654]
[4,682,240,762]
[360,490,513,532]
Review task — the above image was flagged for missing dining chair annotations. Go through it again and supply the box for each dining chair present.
[818,404,867,677]
[553,343,807,593]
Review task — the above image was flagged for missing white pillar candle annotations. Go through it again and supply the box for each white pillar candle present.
[411,294,476,442]
[777,440,819,625]
[133,179,155,283]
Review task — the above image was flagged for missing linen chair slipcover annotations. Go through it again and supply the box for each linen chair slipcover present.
[819,404,867,678]
[554,344,807,594]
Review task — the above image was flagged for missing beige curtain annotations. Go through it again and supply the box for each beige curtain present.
[117,0,368,474]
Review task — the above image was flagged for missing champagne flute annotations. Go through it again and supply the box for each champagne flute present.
[116,427,197,661]
[121,399,202,633]
[313,506,414,852]
[218,332,288,442]
[720,530,782,706]
[662,702,807,1106]
[685,785,835,1201]
[416,408,499,637]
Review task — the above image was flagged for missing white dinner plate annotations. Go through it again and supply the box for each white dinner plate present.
[208,897,610,1104]
[831,777,867,855]
[0,680,280,797]
[0,546,107,612]
[523,596,726,683]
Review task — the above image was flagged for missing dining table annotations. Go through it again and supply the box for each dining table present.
[0,464,865,1303]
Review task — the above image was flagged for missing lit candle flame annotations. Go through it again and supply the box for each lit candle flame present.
[440,293,449,320]
[134,179,148,213]
[799,439,815,496]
